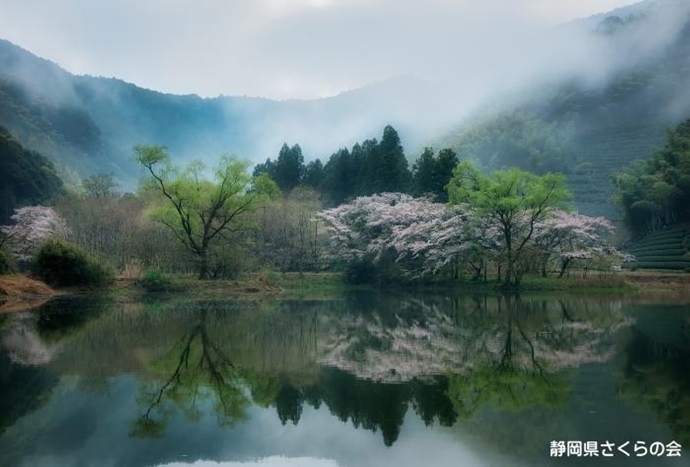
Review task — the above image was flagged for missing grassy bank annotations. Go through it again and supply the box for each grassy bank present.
[3,268,689,312]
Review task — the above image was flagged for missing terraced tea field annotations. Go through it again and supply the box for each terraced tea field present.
[627,225,690,271]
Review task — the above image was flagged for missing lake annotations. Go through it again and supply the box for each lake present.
[0,292,688,466]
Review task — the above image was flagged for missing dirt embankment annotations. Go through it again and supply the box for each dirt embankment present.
[0,275,57,313]
[622,271,690,294]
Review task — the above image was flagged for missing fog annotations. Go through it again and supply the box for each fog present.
[0,0,689,174]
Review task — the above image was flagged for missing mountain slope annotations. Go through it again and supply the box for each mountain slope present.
[0,39,437,185]
[439,0,690,218]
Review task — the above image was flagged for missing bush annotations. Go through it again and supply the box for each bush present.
[139,269,173,292]
[33,240,113,287]
[0,250,15,274]
[345,260,377,284]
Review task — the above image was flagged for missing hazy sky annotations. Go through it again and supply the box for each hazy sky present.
[0,0,641,100]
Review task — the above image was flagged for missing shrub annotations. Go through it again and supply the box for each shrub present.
[139,269,173,292]
[33,240,113,287]
[345,260,377,284]
[0,250,15,274]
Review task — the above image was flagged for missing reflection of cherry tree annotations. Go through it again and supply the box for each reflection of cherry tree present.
[131,309,249,438]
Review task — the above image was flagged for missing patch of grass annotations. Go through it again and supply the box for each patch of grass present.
[138,269,176,293]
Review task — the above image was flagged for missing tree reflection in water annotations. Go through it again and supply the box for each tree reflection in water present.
[131,308,249,438]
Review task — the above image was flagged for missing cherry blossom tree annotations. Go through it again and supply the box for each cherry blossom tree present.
[318,193,623,284]
[318,193,480,279]
[534,210,620,277]
[1,206,70,263]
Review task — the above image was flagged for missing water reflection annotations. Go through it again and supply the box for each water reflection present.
[619,304,690,447]
[0,292,687,466]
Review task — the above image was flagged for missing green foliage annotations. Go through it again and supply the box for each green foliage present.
[33,240,113,287]
[0,250,15,274]
[251,173,281,201]
[447,162,572,286]
[135,145,255,279]
[0,126,64,223]
[613,118,690,236]
[443,112,573,175]
[412,147,458,202]
[625,224,690,270]
[320,126,413,206]
[139,270,174,292]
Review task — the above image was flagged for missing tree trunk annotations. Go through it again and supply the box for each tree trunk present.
[198,250,210,280]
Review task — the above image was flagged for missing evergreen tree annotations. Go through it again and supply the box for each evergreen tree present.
[434,148,459,203]
[322,148,354,206]
[273,143,305,193]
[412,147,459,202]
[252,158,276,179]
[304,159,325,189]
[377,125,412,193]
[412,147,437,197]
[356,139,380,196]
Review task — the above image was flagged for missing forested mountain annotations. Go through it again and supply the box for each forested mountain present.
[439,0,690,218]
[0,38,435,185]
[0,126,63,223]
[1,0,690,218]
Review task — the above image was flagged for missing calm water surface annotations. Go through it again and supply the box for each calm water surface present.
[0,292,688,467]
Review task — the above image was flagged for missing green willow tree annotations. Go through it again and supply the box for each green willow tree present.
[135,145,255,279]
[447,161,572,287]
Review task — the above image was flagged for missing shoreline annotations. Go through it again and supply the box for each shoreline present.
[2,270,689,311]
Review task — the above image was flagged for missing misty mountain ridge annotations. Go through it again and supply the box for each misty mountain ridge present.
[0,0,689,217]
[439,0,690,217]
[0,39,442,184]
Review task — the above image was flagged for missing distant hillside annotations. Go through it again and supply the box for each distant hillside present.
[0,126,63,223]
[2,0,690,218]
[439,0,690,218]
[0,38,437,186]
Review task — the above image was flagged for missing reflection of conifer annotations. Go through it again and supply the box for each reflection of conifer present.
[275,385,304,425]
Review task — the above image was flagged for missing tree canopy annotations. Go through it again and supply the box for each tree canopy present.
[447,162,573,286]
[613,118,690,237]
[135,145,255,279]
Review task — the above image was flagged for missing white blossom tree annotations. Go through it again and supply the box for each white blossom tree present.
[318,193,480,279]
[318,193,623,284]
[534,210,621,277]
[1,206,70,263]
